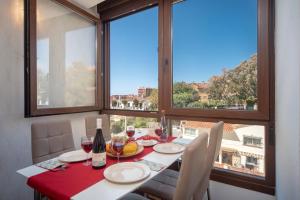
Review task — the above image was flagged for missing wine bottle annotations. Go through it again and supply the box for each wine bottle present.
[160,110,168,142]
[92,120,106,169]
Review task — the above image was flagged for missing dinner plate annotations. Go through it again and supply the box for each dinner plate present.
[104,162,151,184]
[58,150,92,163]
[107,145,144,158]
[137,139,158,147]
[153,143,185,154]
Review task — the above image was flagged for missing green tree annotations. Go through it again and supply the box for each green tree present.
[208,55,257,107]
[112,100,117,107]
[173,82,199,108]
[65,62,96,106]
[133,99,139,108]
[122,100,128,108]
[111,120,124,134]
[148,89,158,110]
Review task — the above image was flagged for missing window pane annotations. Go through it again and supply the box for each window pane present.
[37,0,97,108]
[110,8,158,111]
[171,120,265,177]
[110,115,158,135]
[172,0,258,111]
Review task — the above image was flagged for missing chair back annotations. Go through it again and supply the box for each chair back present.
[85,115,111,141]
[194,121,224,200]
[31,120,75,164]
[207,121,224,168]
[173,132,208,200]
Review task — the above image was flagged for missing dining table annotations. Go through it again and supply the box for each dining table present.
[16,134,189,200]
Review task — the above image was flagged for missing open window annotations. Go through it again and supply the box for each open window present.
[25,0,102,116]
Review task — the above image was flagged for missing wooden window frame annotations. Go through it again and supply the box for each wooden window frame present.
[24,0,103,117]
[98,0,275,195]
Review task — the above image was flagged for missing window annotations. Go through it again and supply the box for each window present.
[109,7,158,111]
[98,0,274,195]
[25,0,101,116]
[244,136,263,147]
[171,120,266,177]
[172,0,258,111]
[110,115,158,135]
[24,0,274,195]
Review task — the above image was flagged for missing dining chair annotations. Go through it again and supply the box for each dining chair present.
[85,115,111,141]
[133,121,224,200]
[194,121,224,200]
[31,120,75,164]
[119,131,209,200]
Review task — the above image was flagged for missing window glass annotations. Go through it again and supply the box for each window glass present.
[37,0,97,108]
[110,115,158,135]
[171,120,265,177]
[110,7,158,111]
[172,0,258,111]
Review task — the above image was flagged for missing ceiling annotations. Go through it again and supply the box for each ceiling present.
[38,0,105,21]
[72,0,105,9]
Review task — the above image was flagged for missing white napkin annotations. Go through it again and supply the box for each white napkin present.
[172,138,193,146]
[35,158,64,170]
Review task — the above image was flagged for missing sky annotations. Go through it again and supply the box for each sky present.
[110,0,257,95]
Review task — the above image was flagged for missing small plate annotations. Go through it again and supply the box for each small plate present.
[153,143,185,154]
[137,139,158,147]
[58,150,92,163]
[107,145,144,158]
[104,162,151,184]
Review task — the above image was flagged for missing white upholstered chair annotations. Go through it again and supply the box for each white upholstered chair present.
[120,131,209,200]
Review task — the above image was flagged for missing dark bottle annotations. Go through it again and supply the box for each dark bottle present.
[92,128,106,169]
[160,110,168,142]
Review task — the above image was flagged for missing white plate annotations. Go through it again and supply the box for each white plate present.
[104,162,151,184]
[137,139,158,147]
[153,143,185,154]
[58,150,92,163]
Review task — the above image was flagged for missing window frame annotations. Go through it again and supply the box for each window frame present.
[99,0,160,117]
[164,0,270,121]
[98,0,275,195]
[24,0,103,117]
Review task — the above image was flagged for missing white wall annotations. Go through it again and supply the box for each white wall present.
[0,1,100,199]
[275,0,300,199]
[0,0,299,199]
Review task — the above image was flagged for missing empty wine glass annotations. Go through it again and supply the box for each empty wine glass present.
[81,136,93,166]
[111,134,126,163]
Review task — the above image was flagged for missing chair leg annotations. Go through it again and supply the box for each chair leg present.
[207,187,211,200]
[34,190,42,200]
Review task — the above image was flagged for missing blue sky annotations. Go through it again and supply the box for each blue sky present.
[112,0,257,95]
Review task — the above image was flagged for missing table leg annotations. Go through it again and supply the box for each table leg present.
[34,190,42,200]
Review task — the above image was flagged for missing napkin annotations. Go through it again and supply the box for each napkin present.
[172,138,193,146]
[137,159,165,172]
[35,158,64,170]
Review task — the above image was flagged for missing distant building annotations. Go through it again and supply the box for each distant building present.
[138,87,154,98]
[179,121,265,176]
[110,93,153,111]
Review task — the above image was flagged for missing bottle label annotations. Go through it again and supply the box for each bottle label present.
[92,152,106,167]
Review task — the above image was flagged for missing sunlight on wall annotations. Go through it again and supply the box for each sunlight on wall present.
[12,0,23,25]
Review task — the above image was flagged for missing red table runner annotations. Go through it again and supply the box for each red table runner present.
[27,137,175,200]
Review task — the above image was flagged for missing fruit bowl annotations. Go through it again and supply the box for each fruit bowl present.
[106,142,144,158]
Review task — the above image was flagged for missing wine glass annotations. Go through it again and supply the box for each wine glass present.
[111,134,126,163]
[126,125,135,140]
[81,136,93,166]
[154,123,162,138]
